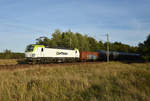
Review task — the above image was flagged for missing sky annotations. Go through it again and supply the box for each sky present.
[0,0,150,52]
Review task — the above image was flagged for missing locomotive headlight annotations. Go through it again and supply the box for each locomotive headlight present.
[32,54,35,57]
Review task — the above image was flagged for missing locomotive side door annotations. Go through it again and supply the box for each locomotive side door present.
[36,47,44,57]
[75,50,79,58]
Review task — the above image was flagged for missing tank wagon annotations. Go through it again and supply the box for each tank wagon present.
[25,45,80,63]
[97,50,140,61]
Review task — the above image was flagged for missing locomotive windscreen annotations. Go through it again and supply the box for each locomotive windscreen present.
[25,45,34,52]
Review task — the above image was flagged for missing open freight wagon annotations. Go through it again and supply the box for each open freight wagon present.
[80,51,99,61]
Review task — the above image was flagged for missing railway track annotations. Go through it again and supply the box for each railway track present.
[0,62,101,70]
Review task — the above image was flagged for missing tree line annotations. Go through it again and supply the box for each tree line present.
[36,30,138,53]
[1,29,150,61]
[36,29,150,61]
[36,29,138,53]
[0,49,24,59]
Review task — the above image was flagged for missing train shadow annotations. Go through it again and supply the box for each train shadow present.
[80,84,105,101]
[116,60,145,64]
[17,59,27,64]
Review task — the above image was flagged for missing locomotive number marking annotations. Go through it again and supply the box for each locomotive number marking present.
[56,52,68,55]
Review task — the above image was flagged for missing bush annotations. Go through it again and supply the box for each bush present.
[0,49,24,59]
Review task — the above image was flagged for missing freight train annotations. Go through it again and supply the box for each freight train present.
[25,44,140,64]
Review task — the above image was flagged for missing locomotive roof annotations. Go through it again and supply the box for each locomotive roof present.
[45,47,77,50]
[30,44,77,50]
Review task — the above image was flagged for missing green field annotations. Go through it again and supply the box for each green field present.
[0,62,150,101]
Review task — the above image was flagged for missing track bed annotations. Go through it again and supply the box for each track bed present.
[0,62,101,70]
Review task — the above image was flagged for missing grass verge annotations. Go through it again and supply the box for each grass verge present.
[0,62,150,101]
[0,59,18,65]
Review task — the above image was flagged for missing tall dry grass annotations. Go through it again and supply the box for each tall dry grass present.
[0,59,18,65]
[0,62,149,101]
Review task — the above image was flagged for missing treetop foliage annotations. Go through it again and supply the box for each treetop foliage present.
[36,29,138,53]
[138,34,150,61]
[0,49,24,59]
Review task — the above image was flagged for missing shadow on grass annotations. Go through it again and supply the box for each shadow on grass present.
[120,60,145,64]
[80,84,105,101]
[17,59,28,64]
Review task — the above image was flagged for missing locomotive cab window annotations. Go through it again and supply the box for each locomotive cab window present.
[25,45,34,52]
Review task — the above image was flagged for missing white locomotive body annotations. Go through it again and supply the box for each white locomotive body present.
[25,45,80,63]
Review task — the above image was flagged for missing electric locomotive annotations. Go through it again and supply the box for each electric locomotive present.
[25,44,80,63]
